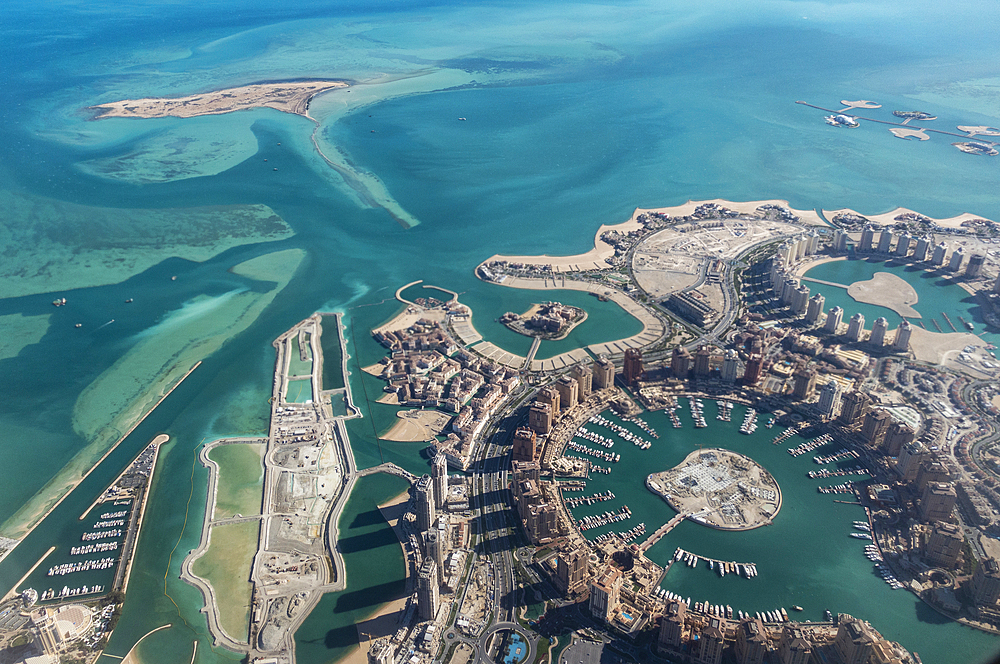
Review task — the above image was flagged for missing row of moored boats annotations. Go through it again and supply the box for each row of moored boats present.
[673,548,758,578]
[565,490,615,509]
[40,585,105,601]
[577,506,631,531]
[740,409,758,435]
[81,528,122,542]
[788,433,834,457]
[70,541,119,556]
[47,557,116,576]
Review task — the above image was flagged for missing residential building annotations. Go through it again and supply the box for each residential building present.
[623,349,644,385]
[593,356,615,389]
[417,559,439,621]
[671,346,692,378]
[861,409,891,446]
[825,306,844,334]
[818,380,842,419]
[721,349,741,382]
[846,313,865,342]
[838,390,869,426]
[432,453,449,510]
[554,375,579,412]
[589,567,622,623]
[528,402,553,435]
[806,293,825,324]
[869,317,888,348]
[892,321,912,352]
[512,427,537,462]
[919,482,957,523]
[924,521,964,568]
[415,474,435,532]
[967,253,986,278]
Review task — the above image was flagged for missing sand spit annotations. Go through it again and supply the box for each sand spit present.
[89,80,348,121]
[381,409,453,443]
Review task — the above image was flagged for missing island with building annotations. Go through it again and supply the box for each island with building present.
[500,301,587,340]
[647,449,781,530]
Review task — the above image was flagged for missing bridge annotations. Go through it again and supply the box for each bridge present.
[358,462,418,484]
[638,512,689,554]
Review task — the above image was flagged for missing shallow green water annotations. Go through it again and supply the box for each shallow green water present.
[293,473,409,664]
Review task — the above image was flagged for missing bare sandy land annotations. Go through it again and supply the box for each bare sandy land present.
[376,392,399,405]
[890,127,930,140]
[362,363,385,376]
[381,409,453,442]
[484,199,827,271]
[846,272,921,318]
[90,80,348,120]
[908,326,983,364]
[823,206,993,229]
[372,308,446,336]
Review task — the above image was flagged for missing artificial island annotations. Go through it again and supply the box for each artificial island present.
[7,199,1000,664]
[647,449,781,531]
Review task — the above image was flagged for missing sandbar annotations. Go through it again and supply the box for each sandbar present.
[90,80,348,121]
[846,272,921,318]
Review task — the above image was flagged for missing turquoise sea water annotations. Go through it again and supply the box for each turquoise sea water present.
[0,1,998,663]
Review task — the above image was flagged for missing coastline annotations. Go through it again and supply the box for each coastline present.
[483,199,827,272]
[340,488,413,664]
[823,206,994,230]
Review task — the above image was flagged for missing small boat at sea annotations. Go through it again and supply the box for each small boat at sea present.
[53,298,67,307]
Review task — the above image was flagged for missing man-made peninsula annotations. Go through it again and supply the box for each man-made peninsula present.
[89,80,348,120]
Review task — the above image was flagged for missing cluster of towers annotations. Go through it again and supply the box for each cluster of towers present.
[527,358,614,435]
[857,225,987,277]
[769,234,822,316]
[413,453,451,623]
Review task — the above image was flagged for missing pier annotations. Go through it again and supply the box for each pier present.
[942,312,958,332]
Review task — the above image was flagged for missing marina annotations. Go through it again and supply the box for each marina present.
[671,548,758,579]
[787,433,834,457]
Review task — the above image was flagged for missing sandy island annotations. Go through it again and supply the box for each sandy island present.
[846,272,921,318]
[89,80,348,121]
